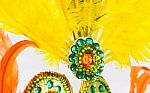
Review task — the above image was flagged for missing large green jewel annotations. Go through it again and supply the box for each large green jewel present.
[91,85,96,93]
[46,80,53,89]
[34,87,42,93]
[76,39,85,46]
[76,71,85,79]
[69,54,76,62]
[24,72,73,93]
[68,37,105,81]
[54,86,61,92]
[99,85,105,92]
[70,64,78,72]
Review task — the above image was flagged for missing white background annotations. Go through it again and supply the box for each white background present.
[6,32,150,93]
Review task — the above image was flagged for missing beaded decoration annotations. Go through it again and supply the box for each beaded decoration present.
[24,72,73,93]
[69,37,104,81]
[1,0,149,93]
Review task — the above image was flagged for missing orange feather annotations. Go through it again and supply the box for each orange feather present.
[0,38,38,93]
[0,29,18,93]
[130,66,150,93]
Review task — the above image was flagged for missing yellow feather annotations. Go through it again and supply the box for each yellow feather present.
[95,0,150,66]
[0,0,150,67]
[0,0,73,65]
[0,0,107,66]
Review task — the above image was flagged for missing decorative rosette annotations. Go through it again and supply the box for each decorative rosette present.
[68,38,104,81]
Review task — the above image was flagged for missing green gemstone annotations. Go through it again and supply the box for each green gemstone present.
[91,85,96,93]
[33,80,37,84]
[81,49,85,52]
[36,78,40,81]
[89,69,93,72]
[31,84,35,88]
[90,47,93,50]
[87,47,90,49]
[79,53,82,56]
[99,85,105,92]
[93,43,100,50]
[87,69,89,72]
[80,65,83,68]
[79,61,81,63]
[69,54,75,62]
[76,71,85,79]
[83,68,86,71]
[46,80,53,89]
[92,50,96,54]
[85,75,94,81]
[86,38,93,44]
[71,45,78,53]
[79,57,82,60]
[34,87,42,93]
[100,60,104,68]
[70,64,78,72]
[76,39,85,46]
[95,70,101,76]
[55,85,61,92]
[99,51,104,58]
[85,48,88,50]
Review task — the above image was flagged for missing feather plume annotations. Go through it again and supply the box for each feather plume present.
[94,0,150,66]
[0,0,150,67]
[0,39,37,93]
[0,0,108,66]
[0,29,12,57]
[0,29,18,93]
[0,0,73,66]
[130,66,150,93]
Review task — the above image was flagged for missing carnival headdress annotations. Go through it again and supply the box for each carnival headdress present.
[0,0,150,93]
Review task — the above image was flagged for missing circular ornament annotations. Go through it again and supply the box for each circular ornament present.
[68,37,104,81]
[24,72,73,93]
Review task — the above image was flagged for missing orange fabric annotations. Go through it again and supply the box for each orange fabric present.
[0,40,38,93]
[130,66,150,93]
